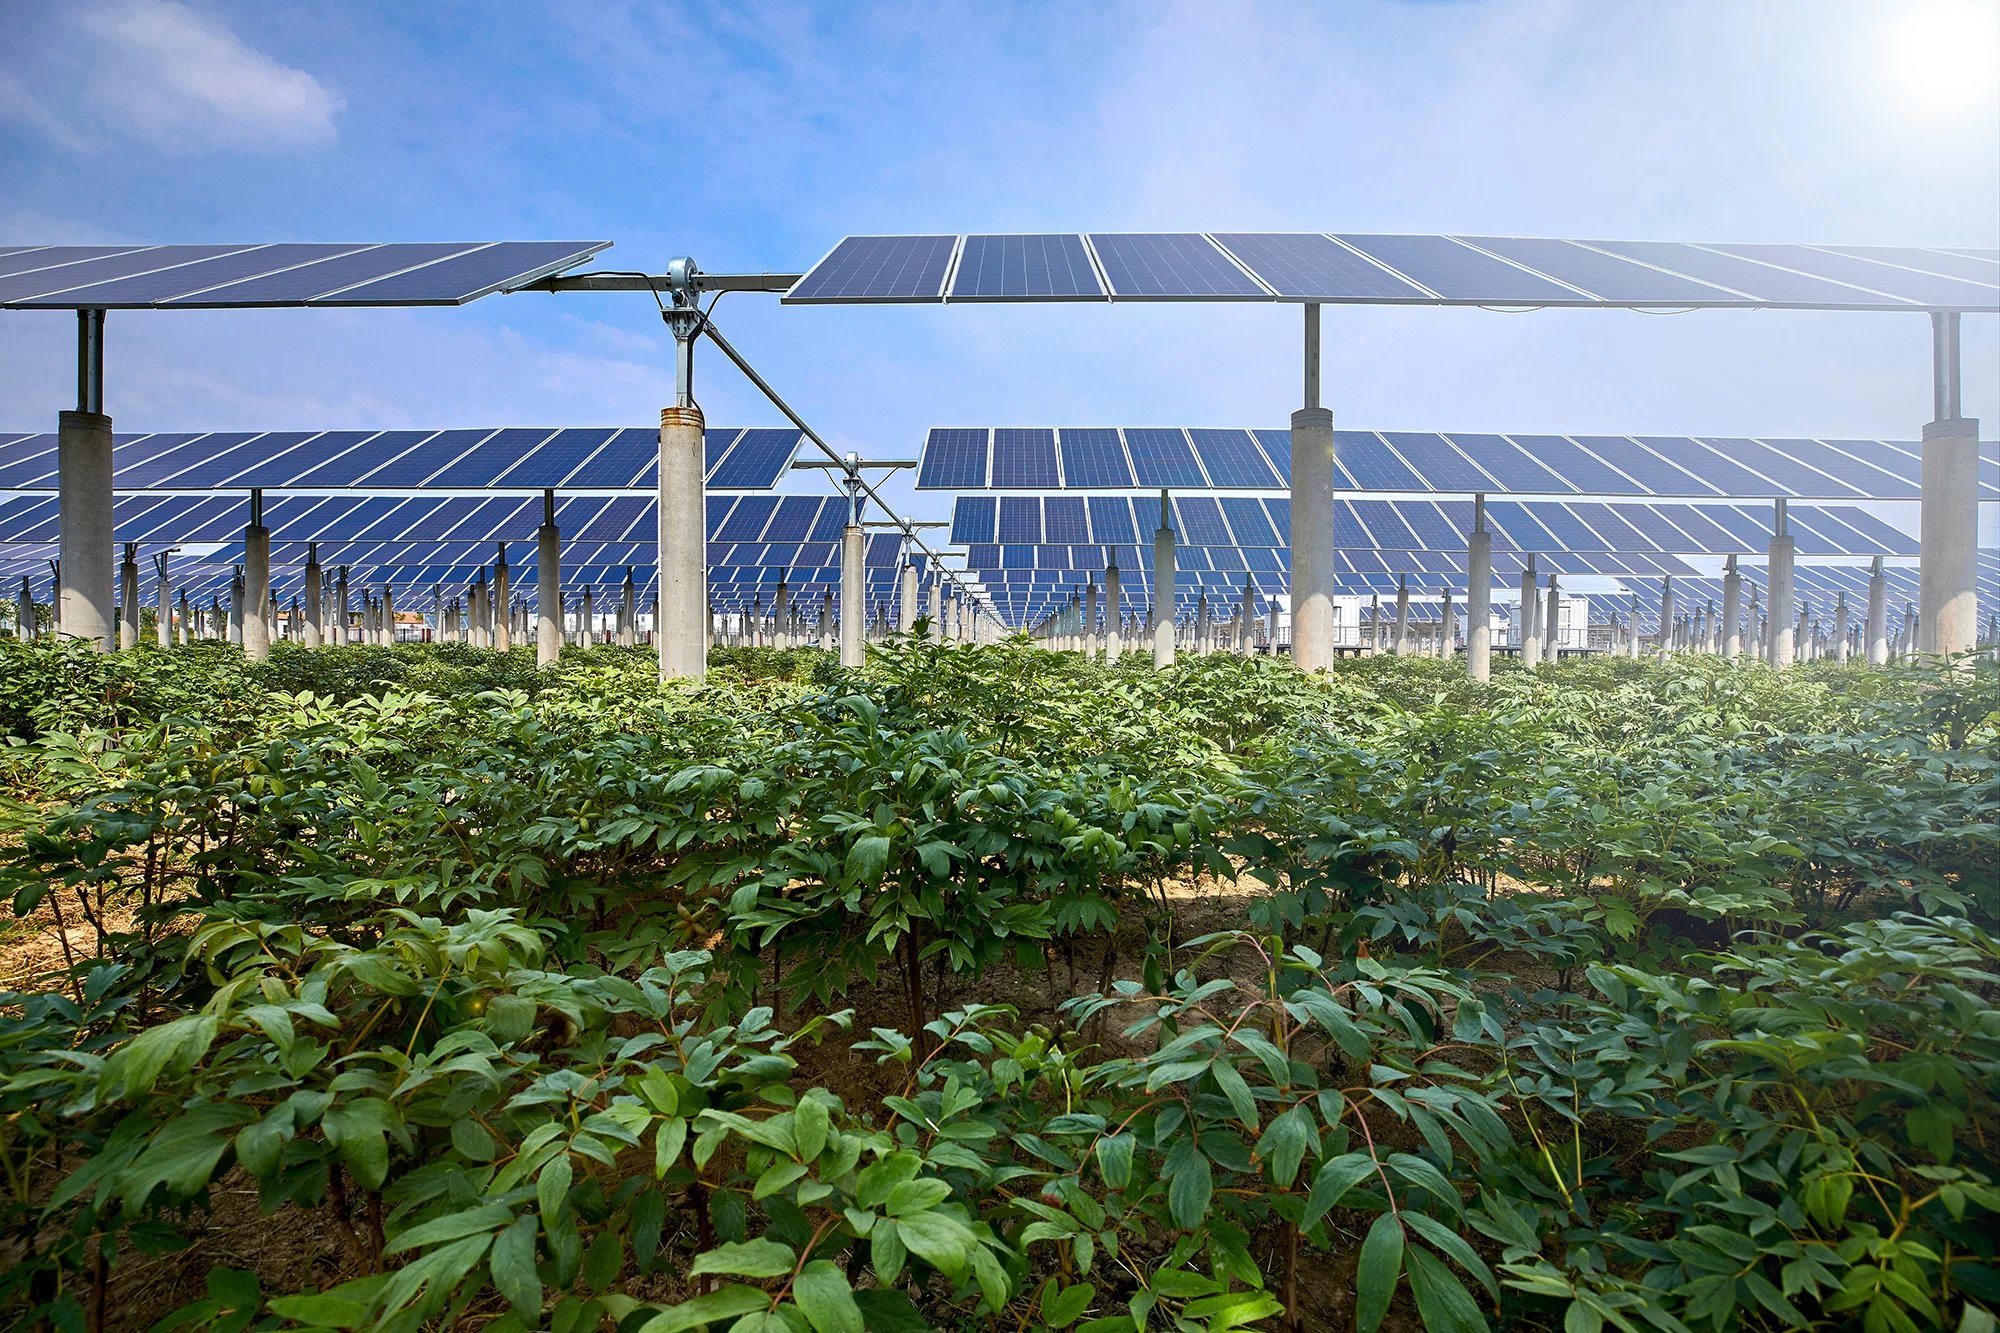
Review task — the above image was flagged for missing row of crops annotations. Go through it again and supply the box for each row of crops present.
[0,636,1995,1333]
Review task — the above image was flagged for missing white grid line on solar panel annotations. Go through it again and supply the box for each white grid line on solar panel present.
[1460,236,1747,304]
[1086,234,1271,299]
[17,244,376,307]
[1590,240,1915,307]
[0,246,249,303]
[946,235,1103,300]
[786,235,956,302]
[1755,438,1915,497]
[1333,234,1587,303]
[1580,436,1727,496]
[1205,233,1430,301]
[1698,437,1862,498]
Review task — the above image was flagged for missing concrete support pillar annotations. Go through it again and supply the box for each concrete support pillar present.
[58,410,114,651]
[898,560,918,634]
[1152,491,1176,668]
[152,550,172,649]
[615,569,634,648]
[1767,509,1796,668]
[17,577,34,639]
[840,520,865,668]
[1193,591,1211,656]
[580,585,595,646]
[1866,557,1889,666]
[1237,574,1254,656]
[334,568,350,646]
[492,545,511,653]
[537,502,561,667]
[1440,588,1454,661]
[1919,417,1979,659]
[1104,561,1122,663]
[817,597,832,650]
[118,543,140,650]
[1656,575,1674,664]
[926,578,943,642]
[1519,565,1540,669]
[1086,580,1101,657]
[1544,575,1561,660]
[1834,593,1851,664]
[1467,527,1492,682]
[658,404,707,680]
[243,513,271,661]
[175,589,189,646]
[774,578,792,649]
[1290,405,1336,672]
[1393,576,1410,656]
[1721,556,1742,658]
[301,545,322,648]
[381,585,395,646]
[227,570,245,646]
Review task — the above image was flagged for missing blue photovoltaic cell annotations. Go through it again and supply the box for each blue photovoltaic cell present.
[1709,244,1996,309]
[1266,498,1291,545]
[1338,432,1427,491]
[0,246,250,303]
[1337,234,1582,302]
[966,544,1001,567]
[1002,545,1036,570]
[1251,430,1295,485]
[13,244,368,307]
[0,436,57,489]
[1188,429,1282,487]
[1441,434,1570,493]
[424,428,558,488]
[315,242,605,305]
[1211,233,1427,300]
[1396,502,1460,550]
[1125,428,1207,487]
[702,429,739,477]
[998,497,1042,544]
[1643,505,1741,552]
[1087,496,1138,545]
[1383,433,1495,491]
[1049,429,1126,488]
[1587,240,1904,307]
[807,500,847,541]
[1817,507,1919,555]
[1219,497,1280,546]
[789,235,956,302]
[1528,504,1608,551]
[1757,438,1916,498]
[763,496,822,543]
[1572,437,1716,496]
[1345,500,1416,548]
[1038,548,1071,571]
[170,243,473,306]
[918,428,990,488]
[1088,234,1267,298]
[709,428,800,488]
[1487,501,1564,551]
[1694,505,1780,550]
[0,247,130,279]
[1699,437,1863,498]
[1463,237,1736,304]
[992,428,1059,487]
[949,235,1102,299]
[1821,246,2000,288]
[123,433,261,486]
[1629,438,1772,497]
[566,428,655,488]
[1778,511,1847,555]
[952,496,998,544]
[1510,435,1644,495]
[1563,502,1658,552]
[492,427,616,488]
[1174,496,1233,545]
[285,431,422,487]
[359,430,492,486]
[156,431,315,487]
[1044,497,1089,544]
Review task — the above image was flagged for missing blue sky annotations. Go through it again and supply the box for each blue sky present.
[1,0,1996,533]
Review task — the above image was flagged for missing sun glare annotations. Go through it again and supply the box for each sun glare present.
[1883,0,2000,121]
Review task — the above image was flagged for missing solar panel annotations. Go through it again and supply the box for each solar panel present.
[1336,234,1583,302]
[0,242,607,309]
[1587,241,1906,307]
[1756,438,1916,499]
[1210,233,1428,300]
[563,428,654,488]
[951,496,998,544]
[1818,246,2000,288]
[1698,437,1863,498]
[992,428,1059,487]
[709,428,804,489]
[998,496,1042,544]
[1571,437,1715,496]
[1174,496,1233,545]
[1510,435,1644,495]
[1462,237,1736,304]
[1486,501,1564,551]
[788,235,956,302]
[1629,437,1775,497]
[1563,502,1657,552]
[1188,429,1282,488]
[1383,433,1494,491]
[1442,433,1573,493]
[1088,234,1267,298]
[1043,497,1090,544]
[949,235,1102,299]
[1219,496,1280,546]
[1125,428,1208,487]
[1054,429,1132,488]
[1088,496,1138,545]
[1707,244,1995,309]
[918,429,991,488]
[1251,430,1294,485]
[1338,432,1427,490]
[1817,439,1923,492]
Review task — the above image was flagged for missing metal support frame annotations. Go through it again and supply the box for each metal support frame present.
[77,309,104,414]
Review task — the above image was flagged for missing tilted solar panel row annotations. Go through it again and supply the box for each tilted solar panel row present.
[916,426,1995,499]
[790,233,1999,311]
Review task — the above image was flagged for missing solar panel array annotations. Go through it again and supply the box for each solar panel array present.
[915,427,1997,499]
[947,495,1919,557]
[0,427,803,492]
[0,242,610,309]
[788,234,2000,310]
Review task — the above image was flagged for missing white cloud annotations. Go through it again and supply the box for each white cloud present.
[0,73,94,150]
[81,1,343,152]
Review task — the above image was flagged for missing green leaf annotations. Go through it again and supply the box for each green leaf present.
[1304,1152,1377,1230]
[635,1284,771,1333]
[1357,1213,1405,1333]
[490,1215,541,1317]
[1165,1140,1213,1231]
[537,1154,572,1223]
[1405,1245,1489,1333]
[386,1202,513,1253]
[1210,1060,1259,1130]
[885,1179,952,1216]
[1041,1281,1097,1328]
[792,1259,864,1333]
[688,1237,797,1280]
[893,1210,976,1276]
[1096,1133,1134,1190]
[846,835,891,885]
[794,1095,830,1162]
